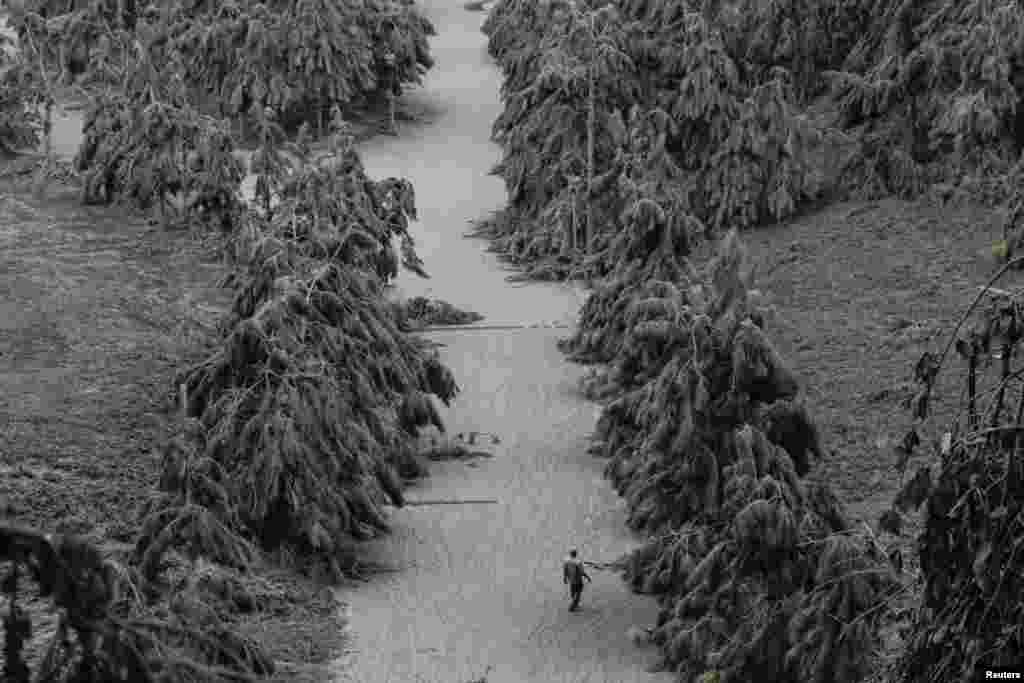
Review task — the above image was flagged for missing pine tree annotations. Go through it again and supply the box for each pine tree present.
[562,232,898,683]
[0,26,43,157]
[141,110,456,581]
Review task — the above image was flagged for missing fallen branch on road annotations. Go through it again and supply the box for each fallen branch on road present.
[421,443,495,461]
[418,323,572,332]
[584,559,628,572]
[419,433,500,460]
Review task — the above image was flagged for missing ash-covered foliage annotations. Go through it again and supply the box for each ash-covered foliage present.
[135,113,457,583]
[4,4,452,677]
[889,283,1024,681]
[11,0,435,132]
[7,0,436,226]
[75,89,246,228]
[165,0,435,133]
[392,297,485,328]
[0,29,43,156]
[482,0,1024,280]
[0,524,273,682]
[480,0,825,278]
[562,232,901,683]
[720,0,1024,203]
[8,3,248,226]
[899,435,1024,681]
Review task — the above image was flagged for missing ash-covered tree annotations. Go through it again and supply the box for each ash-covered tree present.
[10,0,437,230]
[0,28,43,157]
[722,0,874,103]
[75,37,245,228]
[482,0,827,280]
[820,0,1024,198]
[169,0,435,135]
[14,0,436,136]
[886,282,1024,682]
[10,1,247,227]
[140,110,455,581]
[703,75,822,232]
[0,523,275,683]
[562,232,900,683]
[485,0,638,271]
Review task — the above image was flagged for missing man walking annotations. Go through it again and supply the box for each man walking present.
[563,549,592,612]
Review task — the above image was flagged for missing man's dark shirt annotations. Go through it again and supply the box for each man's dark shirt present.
[564,558,587,588]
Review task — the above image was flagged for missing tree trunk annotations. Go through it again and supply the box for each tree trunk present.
[992,345,1013,428]
[387,69,398,136]
[968,351,978,431]
[33,100,54,199]
[586,22,596,257]
[159,195,172,230]
[388,92,397,135]
[562,205,573,256]
[43,100,53,159]
[180,383,189,418]
[569,187,577,252]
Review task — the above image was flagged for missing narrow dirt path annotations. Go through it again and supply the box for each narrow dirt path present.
[329,2,669,682]
[13,2,669,678]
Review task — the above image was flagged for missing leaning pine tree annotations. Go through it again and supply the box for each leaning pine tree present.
[479,0,639,277]
[136,111,457,581]
[557,99,708,365]
[10,1,247,229]
[0,27,43,157]
[809,0,1024,200]
[0,523,275,682]
[561,232,901,682]
[168,0,436,134]
[12,0,436,137]
[481,0,826,281]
